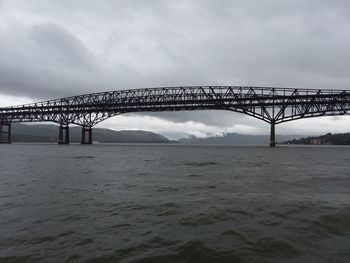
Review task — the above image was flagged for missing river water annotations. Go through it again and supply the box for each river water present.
[0,144,349,262]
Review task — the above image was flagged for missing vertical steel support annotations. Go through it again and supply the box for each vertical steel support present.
[81,127,85,144]
[8,123,11,144]
[81,127,92,144]
[65,125,70,144]
[58,125,63,144]
[270,121,276,147]
[58,124,69,144]
[88,128,92,144]
[0,123,11,144]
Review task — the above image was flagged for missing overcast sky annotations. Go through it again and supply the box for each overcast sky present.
[1,0,350,139]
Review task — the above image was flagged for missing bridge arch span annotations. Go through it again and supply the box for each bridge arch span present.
[1,86,350,146]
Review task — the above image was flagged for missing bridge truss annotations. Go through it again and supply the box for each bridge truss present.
[1,86,350,146]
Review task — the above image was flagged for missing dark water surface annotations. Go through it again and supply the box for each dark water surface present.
[0,144,350,263]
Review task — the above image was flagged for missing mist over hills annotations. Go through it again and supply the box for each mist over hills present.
[179,133,304,145]
[10,124,304,144]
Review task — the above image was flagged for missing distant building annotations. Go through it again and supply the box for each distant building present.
[310,138,322,145]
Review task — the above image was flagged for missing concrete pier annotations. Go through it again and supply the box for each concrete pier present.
[58,124,69,144]
[0,123,11,143]
[270,121,276,147]
[81,126,92,144]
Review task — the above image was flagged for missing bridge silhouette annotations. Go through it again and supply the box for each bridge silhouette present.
[1,86,350,146]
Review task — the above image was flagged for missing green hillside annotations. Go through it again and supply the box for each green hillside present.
[284,133,350,145]
[11,124,171,143]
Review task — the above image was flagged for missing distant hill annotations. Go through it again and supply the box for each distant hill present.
[11,124,310,145]
[284,132,350,145]
[11,124,171,143]
[178,133,304,145]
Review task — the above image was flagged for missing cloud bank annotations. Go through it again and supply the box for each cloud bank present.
[1,0,350,136]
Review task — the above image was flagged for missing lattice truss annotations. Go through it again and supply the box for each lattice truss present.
[1,86,350,126]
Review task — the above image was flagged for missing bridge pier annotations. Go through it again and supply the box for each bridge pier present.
[81,127,92,144]
[270,121,276,147]
[0,123,11,144]
[58,124,69,144]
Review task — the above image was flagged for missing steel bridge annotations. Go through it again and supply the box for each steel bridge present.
[1,86,350,146]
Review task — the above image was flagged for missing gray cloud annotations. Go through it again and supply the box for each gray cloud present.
[0,0,350,134]
[30,23,94,70]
